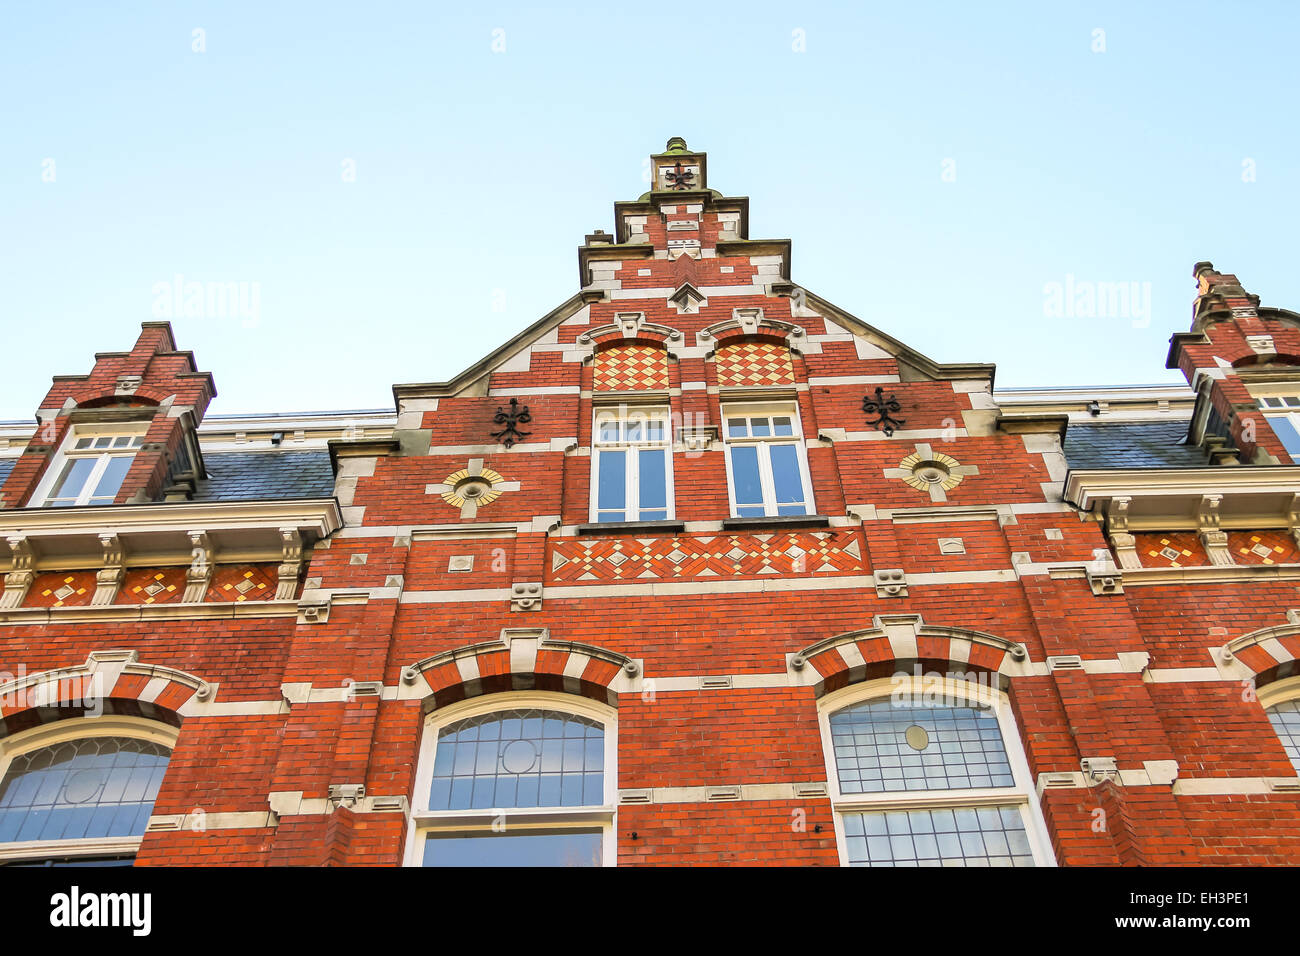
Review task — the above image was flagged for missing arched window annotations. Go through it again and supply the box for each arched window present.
[0,716,176,866]
[406,693,616,867]
[1266,700,1300,772]
[818,677,1052,867]
[1258,677,1300,775]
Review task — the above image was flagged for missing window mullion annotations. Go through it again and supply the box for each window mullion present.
[756,441,777,515]
[627,445,640,520]
[77,454,112,505]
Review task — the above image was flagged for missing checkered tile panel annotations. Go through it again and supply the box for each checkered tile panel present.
[715,341,795,387]
[548,530,863,583]
[593,344,669,391]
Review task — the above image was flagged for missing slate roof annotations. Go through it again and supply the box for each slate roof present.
[191,450,336,501]
[1064,421,1209,470]
[0,458,14,486]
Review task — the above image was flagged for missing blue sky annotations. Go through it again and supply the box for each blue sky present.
[3,1,1298,418]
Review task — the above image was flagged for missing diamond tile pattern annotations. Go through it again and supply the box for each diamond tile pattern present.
[1229,530,1299,565]
[1134,532,1209,569]
[714,341,795,387]
[593,344,669,391]
[206,564,278,602]
[118,567,187,605]
[549,531,863,582]
[26,571,95,608]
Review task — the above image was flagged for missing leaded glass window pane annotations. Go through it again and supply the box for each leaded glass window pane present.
[1268,699,1300,773]
[841,806,1034,867]
[0,737,171,843]
[829,700,1015,793]
[428,710,605,811]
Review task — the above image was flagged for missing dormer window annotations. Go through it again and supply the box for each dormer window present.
[1258,395,1300,457]
[34,426,146,507]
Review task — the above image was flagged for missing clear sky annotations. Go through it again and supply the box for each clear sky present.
[3,1,1298,419]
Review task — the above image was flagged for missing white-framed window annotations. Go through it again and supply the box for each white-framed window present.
[1258,395,1300,457]
[721,402,814,517]
[0,716,176,866]
[31,424,147,507]
[817,677,1053,867]
[1259,676,1300,775]
[405,692,617,867]
[590,407,673,523]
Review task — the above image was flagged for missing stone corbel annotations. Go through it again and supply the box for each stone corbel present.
[1086,548,1124,595]
[679,424,717,453]
[276,527,303,600]
[0,536,36,609]
[1105,496,1142,571]
[91,533,126,606]
[873,569,908,598]
[327,783,365,810]
[182,530,213,603]
[1197,494,1235,566]
[1080,756,1120,785]
[510,582,543,612]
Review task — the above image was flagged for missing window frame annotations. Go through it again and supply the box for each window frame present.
[1258,674,1300,776]
[404,692,618,867]
[816,676,1054,867]
[0,715,178,865]
[30,424,148,508]
[589,407,675,524]
[1257,395,1300,458]
[720,401,815,518]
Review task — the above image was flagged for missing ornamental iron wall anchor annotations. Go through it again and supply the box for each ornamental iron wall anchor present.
[664,162,695,190]
[862,387,906,437]
[491,398,532,448]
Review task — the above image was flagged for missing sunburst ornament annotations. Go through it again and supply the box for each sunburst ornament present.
[440,466,505,509]
[883,443,979,502]
[425,458,518,518]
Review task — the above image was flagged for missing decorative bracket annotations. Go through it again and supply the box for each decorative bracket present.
[276,527,303,600]
[0,535,35,609]
[91,533,126,606]
[183,530,213,603]
[1105,496,1142,570]
[1197,494,1235,567]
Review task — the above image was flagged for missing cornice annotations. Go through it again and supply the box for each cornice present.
[0,498,342,572]
[0,599,300,626]
[1065,466,1300,530]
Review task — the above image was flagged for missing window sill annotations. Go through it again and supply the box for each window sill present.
[722,514,830,531]
[577,519,686,535]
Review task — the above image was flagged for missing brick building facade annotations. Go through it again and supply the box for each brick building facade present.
[3,138,1300,867]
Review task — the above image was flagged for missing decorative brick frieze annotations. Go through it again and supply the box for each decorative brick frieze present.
[548,529,863,583]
